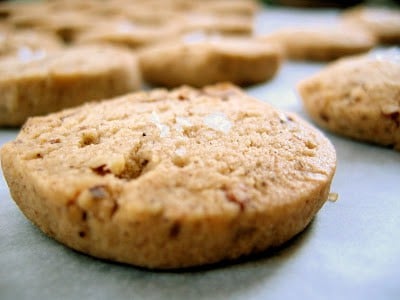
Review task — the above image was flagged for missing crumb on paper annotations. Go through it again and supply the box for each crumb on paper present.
[328,192,339,202]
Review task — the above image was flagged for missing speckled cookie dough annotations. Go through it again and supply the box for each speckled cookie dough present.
[298,48,400,150]
[1,83,336,269]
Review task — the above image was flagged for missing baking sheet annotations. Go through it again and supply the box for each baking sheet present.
[1,7,400,300]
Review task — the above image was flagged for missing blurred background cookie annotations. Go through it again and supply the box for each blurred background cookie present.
[259,24,377,61]
[0,45,142,126]
[0,29,63,60]
[342,6,400,44]
[76,18,182,49]
[298,48,400,150]
[139,32,283,87]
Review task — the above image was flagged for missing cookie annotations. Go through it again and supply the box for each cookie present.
[38,11,103,44]
[0,45,141,127]
[181,13,253,36]
[76,18,182,49]
[0,29,63,59]
[139,33,283,88]
[194,0,260,17]
[0,1,46,24]
[342,6,400,44]
[3,3,52,29]
[298,48,400,150]
[260,24,377,61]
[117,8,181,26]
[0,83,336,269]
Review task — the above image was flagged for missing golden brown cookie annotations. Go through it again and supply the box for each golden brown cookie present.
[0,1,46,24]
[2,2,52,29]
[194,0,260,17]
[260,24,377,61]
[180,13,253,36]
[298,48,400,150]
[0,45,142,127]
[1,83,336,269]
[0,29,63,59]
[139,33,283,87]
[76,18,182,49]
[342,6,400,44]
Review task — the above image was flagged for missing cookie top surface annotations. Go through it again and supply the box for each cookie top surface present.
[342,6,400,43]
[140,31,283,60]
[0,30,63,59]
[300,48,400,110]
[263,24,376,49]
[180,13,253,35]
[76,19,181,48]
[3,84,336,219]
[0,45,137,79]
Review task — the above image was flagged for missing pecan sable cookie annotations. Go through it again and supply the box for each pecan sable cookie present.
[0,45,141,127]
[1,83,336,269]
[298,48,400,150]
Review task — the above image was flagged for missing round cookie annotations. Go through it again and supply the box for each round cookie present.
[0,1,47,24]
[260,24,377,61]
[1,83,337,269]
[36,11,103,44]
[342,6,400,44]
[3,3,53,30]
[76,18,182,49]
[180,13,253,36]
[193,0,260,17]
[0,45,142,127]
[298,48,400,150]
[139,33,283,88]
[0,30,63,59]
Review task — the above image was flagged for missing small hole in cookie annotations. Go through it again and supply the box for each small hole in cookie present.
[56,28,75,44]
[78,231,86,238]
[0,11,11,19]
[177,94,188,101]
